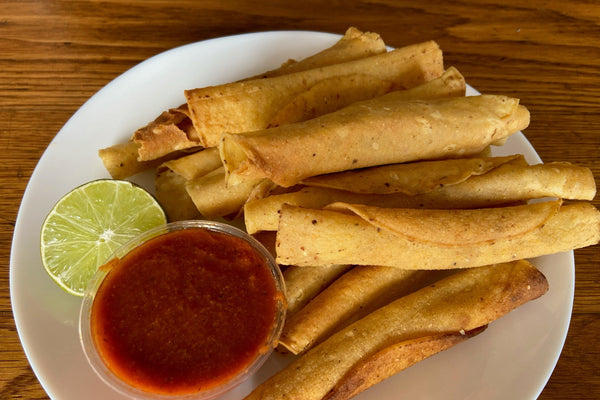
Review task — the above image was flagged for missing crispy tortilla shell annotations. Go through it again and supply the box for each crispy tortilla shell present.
[160,147,222,180]
[222,95,529,187]
[280,267,448,355]
[134,105,201,161]
[188,40,444,147]
[185,167,266,219]
[302,155,522,195]
[328,201,561,246]
[243,156,596,233]
[275,201,600,268]
[154,167,201,222]
[251,27,386,79]
[243,260,548,400]
[268,66,465,127]
[323,327,486,400]
[98,141,185,180]
[154,148,223,221]
[99,26,388,174]
[283,264,353,317]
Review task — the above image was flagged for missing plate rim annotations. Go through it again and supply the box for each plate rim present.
[9,29,573,400]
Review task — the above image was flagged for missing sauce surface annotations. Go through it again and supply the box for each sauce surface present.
[91,228,280,395]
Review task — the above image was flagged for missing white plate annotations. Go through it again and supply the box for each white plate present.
[10,31,573,400]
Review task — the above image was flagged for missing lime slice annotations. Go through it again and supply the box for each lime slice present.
[40,179,167,296]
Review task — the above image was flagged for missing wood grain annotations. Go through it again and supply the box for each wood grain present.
[1,1,599,398]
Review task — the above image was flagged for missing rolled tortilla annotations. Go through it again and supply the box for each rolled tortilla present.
[154,148,223,221]
[244,154,597,234]
[268,65,465,127]
[284,264,353,317]
[434,160,597,202]
[303,155,596,200]
[154,166,201,222]
[217,67,467,222]
[188,40,444,147]
[257,27,386,78]
[275,200,600,268]
[266,74,395,128]
[244,187,364,234]
[231,66,468,196]
[302,155,523,195]
[185,167,266,219]
[247,184,522,234]
[99,27,388,174]
[175,65,461,220]
[99,105,200,176]
[322,327,486,400]
[243,155,518,232]
[243,260,549,400]
[98,141,186,180]
[157,147,278,219]
[133,104,201,161]
[221,95,530,187]
[159,147,222,180]
[280,267,448,355]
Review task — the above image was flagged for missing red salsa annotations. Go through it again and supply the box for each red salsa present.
[91,227,281,396]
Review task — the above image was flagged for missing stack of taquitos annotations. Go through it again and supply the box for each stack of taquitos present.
[99,27,442,178]
[157,64,466,220]
[121,27,464,221]
[95,26,600,400]
[248,152,598,362]
[244,154,596,233]
[99,26,388,178]
[218,32,596,399]
[220,93,529,187]
[275,200,600,268]
[243,118,599,398]
[244,261,549,400]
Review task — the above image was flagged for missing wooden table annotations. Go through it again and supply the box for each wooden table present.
[1,1,598,398]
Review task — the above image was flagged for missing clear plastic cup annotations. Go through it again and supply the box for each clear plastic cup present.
[79,220,286,399]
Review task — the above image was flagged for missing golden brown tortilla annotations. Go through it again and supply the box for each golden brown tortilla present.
[436,159,597,202]
[283,264,353,317]
[184,167,266,219]
[302,155,522,195]
[275,201,600,268]
[251,26,387,79]
[244,187,366,234]
[159,147,222,180]
[99,27,388,175]
[303,155,596,199]
[154,148,223,221]
[133,105,200,161]
[322,327,487,400]
[98,141,187,180]
[188,40,444,147]
[244,260,548,400]
[244,156,596,233]
[280,267,448,355]
[154,166,201,222]
[222,95,529,187]
[268,66,466,127]
[266,74,394,128]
